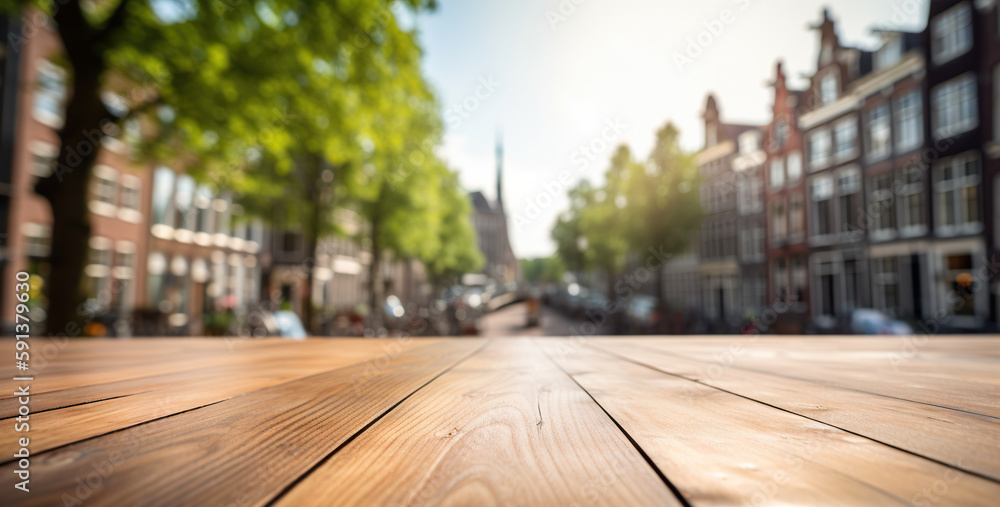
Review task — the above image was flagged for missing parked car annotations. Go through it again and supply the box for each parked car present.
[850,309,914,335]
[273,311,308,339]
[582,292,608,315]
[625,295,660,334]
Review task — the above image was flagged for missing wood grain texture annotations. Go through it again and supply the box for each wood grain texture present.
[539,339,1000,506]
[275,338,681,507]
[612,337,1000,417]
[3,335,998,506]
[3,338,485,507]
[0,339,427,417]
[588,338,1000,483]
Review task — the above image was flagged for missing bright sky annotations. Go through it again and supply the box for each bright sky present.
[415,0,929,259]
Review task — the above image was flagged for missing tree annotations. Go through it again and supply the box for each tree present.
[1,0,437,333]
[621,123,700,309]
[420,167,482,291]
[579,145,631,296]
[520,256,564,284]
[551,180,593,276]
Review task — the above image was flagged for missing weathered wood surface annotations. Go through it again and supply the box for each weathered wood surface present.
[2,335,997,506]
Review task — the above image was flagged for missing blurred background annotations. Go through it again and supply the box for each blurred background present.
[0,0,998,338]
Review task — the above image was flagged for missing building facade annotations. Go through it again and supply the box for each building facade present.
[764,61,811,329]
[696,95,761,328]
[2,16,151,334]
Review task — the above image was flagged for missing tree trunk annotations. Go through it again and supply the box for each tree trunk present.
[301,156,323,335]
[35,59,108,336]
[367,232,381,332]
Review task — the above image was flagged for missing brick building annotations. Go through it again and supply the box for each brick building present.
[764,61,811,328]
[799,9,873,326]
[696,95,760,328]
[1,15,150,334]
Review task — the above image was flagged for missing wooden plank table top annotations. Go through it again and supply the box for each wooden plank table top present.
[2,335,999,506]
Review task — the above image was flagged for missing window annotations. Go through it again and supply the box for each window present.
[771,200,787,243]
[739,132,759,154]
[786,151,802,184]
[740,227,761,261]
[934,152,980,234]
[874,35,902,70]
[837,167,861,232]
[931,2,972,64]
[114,246,135,280]
[751,177,763,213]
[789,192,804,237]
[33,60,66,127]
[92,166,118,206]
[809,129,832,170]
[834,119,857,160]
[152,167,175,226]
[945,254,975,316]
[811,176,834,237]
[83,237,113,310]
[737,178,751,215]
[870,173,896,237]
[791,256,807,305]
[899,167,925,235]
[773,258,789,300]
[174,175,195,230]
[820,73,838,106]
[282,231,301,253]
[873,257,899,315]
[932,73,978,139]
[195,186,214,234]
[769,157,785,190]
[774,120,789,150]
[894,91,923,152]
[865,105,891,160]
[30,144,56,178]
[120,175,142,212]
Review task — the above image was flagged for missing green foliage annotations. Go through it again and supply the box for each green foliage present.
[0,0,480,329]
[551,124,700,302]
[520,256,564,284]
[420,167,483,283]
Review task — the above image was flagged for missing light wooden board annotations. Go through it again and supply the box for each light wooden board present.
[589,338,1000,483]
[275,338,682,506]
[2,339,485,506]
[539,339,1000,506]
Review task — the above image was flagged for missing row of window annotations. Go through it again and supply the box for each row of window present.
[151,167,260,244]
[803,152,982,244]
[146,251,259,317]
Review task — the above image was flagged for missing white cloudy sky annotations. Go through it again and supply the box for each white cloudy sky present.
[415,0,929,259]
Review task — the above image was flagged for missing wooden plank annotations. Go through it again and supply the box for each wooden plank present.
[2,338,485,507]
[0,339,418,457]
[275,338,681,506]
[590,338,1000,483]
[0,338,292,401]
[0,338,435,417]
[540,339,1000,506]
[617,337,1000,418]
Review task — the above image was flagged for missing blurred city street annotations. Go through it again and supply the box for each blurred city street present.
[479,301,579,337]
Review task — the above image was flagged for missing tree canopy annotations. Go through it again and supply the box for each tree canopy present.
[2,0,479,333]
[551,123,700,307]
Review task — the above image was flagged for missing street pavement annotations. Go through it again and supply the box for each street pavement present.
[479,302,584,337]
